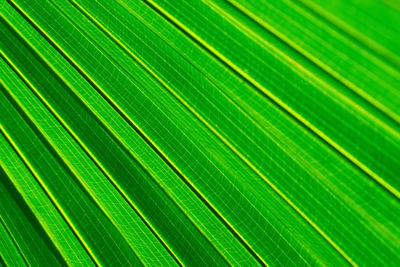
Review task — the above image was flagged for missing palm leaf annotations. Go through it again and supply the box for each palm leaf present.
[0,0,399,265]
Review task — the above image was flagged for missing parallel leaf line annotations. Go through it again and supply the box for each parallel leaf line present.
[0,123,99,266]
[296,0,400,69]
[30,0,288,264]
[143,0,400,202]
[0,20,181,265]
[75,0,351,264]
[5,1,233,264]
[0,214,28,266]
[221,0,400,126]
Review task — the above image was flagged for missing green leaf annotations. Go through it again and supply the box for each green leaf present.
[1,0,399,266]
